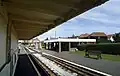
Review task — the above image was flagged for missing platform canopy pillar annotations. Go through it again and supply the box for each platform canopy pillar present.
[59,42,61,52]
[38,42,42,49]
[51,42,54,50]
[48,42,50,50]
[69,42,71,51]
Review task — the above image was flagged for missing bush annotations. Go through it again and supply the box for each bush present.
[77,45,86,51]
[77,43,120,55]
[97,39,112,43]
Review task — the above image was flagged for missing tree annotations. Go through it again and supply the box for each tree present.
[72,34,75,37]
[113,33,120,42]
[45,37,48,40]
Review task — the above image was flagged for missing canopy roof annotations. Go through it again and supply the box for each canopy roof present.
[3,0,108,39]
[44,38,96,43]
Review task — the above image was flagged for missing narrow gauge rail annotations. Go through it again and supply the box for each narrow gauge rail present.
[42,54,107,76]
[25,48,57,76]
[28,48,111,76]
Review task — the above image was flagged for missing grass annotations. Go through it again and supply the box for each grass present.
[70,51,120,61]
[70,51,85,56]
[102,54,120,61]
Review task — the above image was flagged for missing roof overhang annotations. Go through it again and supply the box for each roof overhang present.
[44,38,96,43]
[3,0,108,40]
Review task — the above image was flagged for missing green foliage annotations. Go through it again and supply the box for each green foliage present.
[70,51,120,61]
[113,33,120,42]
[72,34,75,37]
[97,39,111,43]
[102,54,120,61]
[77,45,86,51]
[77,43,120,55]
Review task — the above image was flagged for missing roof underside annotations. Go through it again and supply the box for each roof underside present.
[3,0,108,40]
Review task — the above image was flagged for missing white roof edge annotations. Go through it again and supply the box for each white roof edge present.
[44,39,96,43]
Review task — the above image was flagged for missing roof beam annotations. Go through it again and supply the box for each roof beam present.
[17,30,44,40]
[12,17,53,25]
[15,28,43,31]
[12,20,49,27]
[14,25,48,29]
[17,32,37,35]
[9,14,54,24]
[5,2,64,18]
[7,7,58,20]
[4,0,78,10]
[16,29,38,32]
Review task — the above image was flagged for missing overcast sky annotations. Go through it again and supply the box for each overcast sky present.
[37,0,120,40]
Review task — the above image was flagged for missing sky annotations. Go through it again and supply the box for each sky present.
[37,0,120,40]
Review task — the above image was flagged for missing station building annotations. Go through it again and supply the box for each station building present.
[44,38,96,52]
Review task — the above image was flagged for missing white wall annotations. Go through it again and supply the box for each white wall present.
[0,15,18,76]
[0,63,10,76]
[11,27,18,51]
[0,13,7,68]
[0,0,8,68]
[0,1,18,75]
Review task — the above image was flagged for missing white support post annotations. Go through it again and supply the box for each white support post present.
[47,43,49,49]
[36,42,38,49]
[48,42,50,50]
[69,42,71,51]
[49,42,51,50]
[59,42,61,52]
[39,42,42,49]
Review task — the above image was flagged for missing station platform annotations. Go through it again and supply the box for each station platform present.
[14,54,38,76]
[14,47,49,76]
[40,49,120,76]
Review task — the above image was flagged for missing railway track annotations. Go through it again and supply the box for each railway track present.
[42,53,110,76]
[30,54,57,76]
[24,47,57,76]
[27,47,111,76]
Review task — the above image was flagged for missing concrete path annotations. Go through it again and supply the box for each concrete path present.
[14,54,38,76]
[41,49,120,76]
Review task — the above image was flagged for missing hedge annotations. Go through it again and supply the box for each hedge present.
[77,43,120,55]
[97,39,112,43]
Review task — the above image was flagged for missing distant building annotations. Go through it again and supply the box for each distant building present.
[68,36,79,39]
[29,38,42,49]
[89,32,107,40]
[79,33,90,39]
[50,37,58,39]
[44,38,96,52]
[107,34,114,42]
[111,33,120,42]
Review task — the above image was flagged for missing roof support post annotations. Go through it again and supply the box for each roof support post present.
[59,42,61,52]
[38,42,42,50]
[35,42,38,49]
[48,42,50,50]
[44,43,46,49]
[49,42,50,50]
[69,42,71,51]
[51,42,53,50]
[6,17,12,76]
[6,18,12,63]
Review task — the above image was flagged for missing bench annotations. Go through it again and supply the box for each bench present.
[70,48,78,52]
[85,50,102,59]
